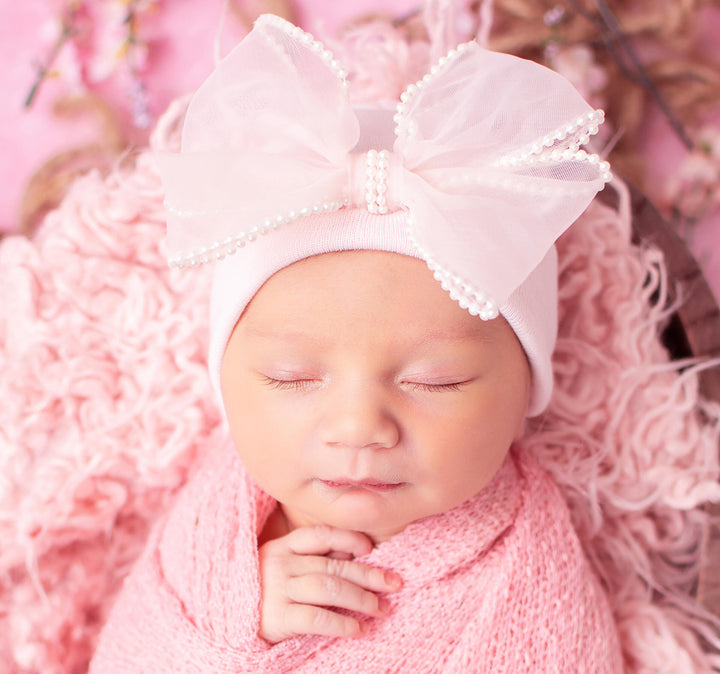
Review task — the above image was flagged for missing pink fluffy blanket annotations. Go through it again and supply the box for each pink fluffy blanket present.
[1,109,720,672]
[89,444,621,672]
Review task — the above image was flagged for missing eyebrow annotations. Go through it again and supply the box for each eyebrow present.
[415,327,499,347]
[242,326,330,346]
[242,324,498,346]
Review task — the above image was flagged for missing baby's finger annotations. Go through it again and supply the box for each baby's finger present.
[289,555,403,593]
[285,525,374,559]
[286,573,391,618]
[282,602,366,639]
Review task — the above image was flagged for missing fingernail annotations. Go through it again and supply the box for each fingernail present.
[385,571,403,589]
[377,597,391,614]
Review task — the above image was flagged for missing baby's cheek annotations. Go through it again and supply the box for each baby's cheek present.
[420,409,512,478]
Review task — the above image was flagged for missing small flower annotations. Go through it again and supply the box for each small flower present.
[663,126,720,220]
[544,5,567,28]
[26,0,158,113]
[548,45,608,109]
[129,77,151,129]
[331,20,431,104]
[697,126,720,158]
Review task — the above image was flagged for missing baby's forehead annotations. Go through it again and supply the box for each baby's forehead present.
[240,250,473,322]
[235,250,515,350]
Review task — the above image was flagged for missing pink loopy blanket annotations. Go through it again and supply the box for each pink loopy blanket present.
[89,444,621,673]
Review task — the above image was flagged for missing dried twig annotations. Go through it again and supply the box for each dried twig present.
[25,6,79,109]
[564,0,694,150]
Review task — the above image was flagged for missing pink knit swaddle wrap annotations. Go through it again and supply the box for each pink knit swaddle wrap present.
[89,444,621,672]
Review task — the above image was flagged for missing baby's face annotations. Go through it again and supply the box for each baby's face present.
[221,251,530,543]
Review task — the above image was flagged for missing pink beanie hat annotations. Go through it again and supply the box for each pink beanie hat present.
[206,189,558,418]
[157,15,611,417]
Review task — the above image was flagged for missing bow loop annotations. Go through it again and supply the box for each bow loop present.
[158,15,359,266]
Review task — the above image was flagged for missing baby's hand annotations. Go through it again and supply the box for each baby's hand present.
[258,525,402,644]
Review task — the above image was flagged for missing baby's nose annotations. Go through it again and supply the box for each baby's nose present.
[346,150,403,215]
[320,385,400,450]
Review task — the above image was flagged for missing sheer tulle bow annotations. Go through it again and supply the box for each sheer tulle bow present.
[157,14,610,318]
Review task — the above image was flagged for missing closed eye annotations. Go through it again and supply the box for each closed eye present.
[261,376,320,391]
[403,381,470,392]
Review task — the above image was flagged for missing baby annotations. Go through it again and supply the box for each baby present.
[90,14,622,672]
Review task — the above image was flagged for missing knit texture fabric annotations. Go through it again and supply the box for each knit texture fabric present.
[88,444,622,673]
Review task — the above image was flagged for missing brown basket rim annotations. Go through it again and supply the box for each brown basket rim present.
[616,183,720,616]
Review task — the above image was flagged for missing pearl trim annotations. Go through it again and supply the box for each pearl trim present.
[365,150,389,214]
[393,41,476,138]
[406,213,499,321]
[167,198,349,268]
[494,109,611,183]
[258,14,349,94]
[436,163,605,195]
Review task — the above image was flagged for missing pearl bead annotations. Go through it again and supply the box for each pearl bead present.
[260,15,348,91]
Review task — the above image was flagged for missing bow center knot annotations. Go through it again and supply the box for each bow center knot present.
[347,150,402,214]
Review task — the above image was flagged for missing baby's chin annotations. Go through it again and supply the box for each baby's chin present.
[278,500,414,546]
[283,493,464,547]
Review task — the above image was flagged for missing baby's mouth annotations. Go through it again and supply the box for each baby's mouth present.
[318,478,407,492]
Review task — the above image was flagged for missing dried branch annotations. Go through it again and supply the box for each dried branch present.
[564,0,695,149]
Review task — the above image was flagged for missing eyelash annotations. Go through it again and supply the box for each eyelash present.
[261,377,466,393]
[262,376,318,391]
[404,381,466,392]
